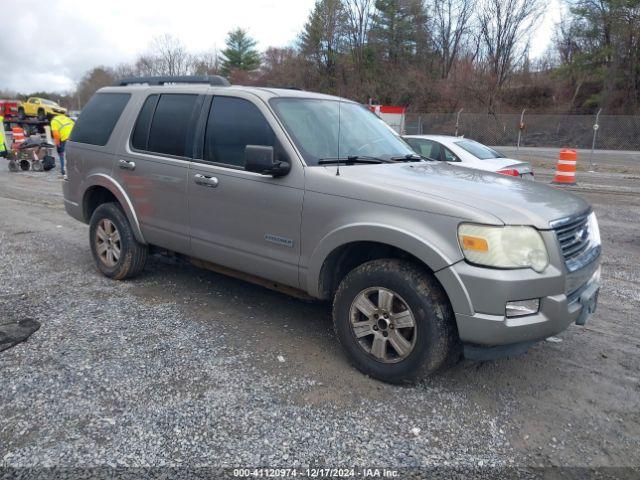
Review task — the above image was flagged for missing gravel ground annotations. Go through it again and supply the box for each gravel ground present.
[0,163,639,478]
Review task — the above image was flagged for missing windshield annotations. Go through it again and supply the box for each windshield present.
[454,139,505,160]
[270,98,415,166]
[41,99,57,106]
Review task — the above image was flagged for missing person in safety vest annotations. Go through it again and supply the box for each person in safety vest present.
[50,113,74,176]
[0,115,7,158]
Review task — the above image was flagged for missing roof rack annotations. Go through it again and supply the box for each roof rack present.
[117,75,230,87]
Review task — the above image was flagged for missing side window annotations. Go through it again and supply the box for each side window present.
[131,94,159,150]
[147,94,199,157]
[411,139,442,160]
[30,99,39,104]
[204,96,274,167]
[70,93,131,146]
[443,147,459,162]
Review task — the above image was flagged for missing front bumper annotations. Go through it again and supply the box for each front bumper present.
[436,253,601,347]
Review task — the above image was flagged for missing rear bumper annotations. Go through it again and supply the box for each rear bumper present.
[62,180,83,223]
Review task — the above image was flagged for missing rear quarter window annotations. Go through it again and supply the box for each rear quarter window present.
[70,93,130,146]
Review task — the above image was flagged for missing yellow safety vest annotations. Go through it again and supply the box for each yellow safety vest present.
[0,115,5,152]
[51,115,75,142]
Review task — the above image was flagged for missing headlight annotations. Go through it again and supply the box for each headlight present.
[458,224,549,272]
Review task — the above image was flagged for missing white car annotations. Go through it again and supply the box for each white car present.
[403,135,534,179]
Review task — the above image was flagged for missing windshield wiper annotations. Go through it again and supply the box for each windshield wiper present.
[318,155,392,165]
[390,153,427,162]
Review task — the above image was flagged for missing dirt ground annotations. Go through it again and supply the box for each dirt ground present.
[0,155,638,477]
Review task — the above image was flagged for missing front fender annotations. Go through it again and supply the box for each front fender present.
[83,173,146,244]
[305,222,461,298]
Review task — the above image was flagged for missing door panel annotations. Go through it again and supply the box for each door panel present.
[115,154,190,253]
[113,93,202,254]
[189,164,303,286]
[187,94,304,288]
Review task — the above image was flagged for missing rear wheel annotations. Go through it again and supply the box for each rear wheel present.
[333,259,458,384]
[37,109,45,121]
[18,107,25,120]
[89,203,148,280]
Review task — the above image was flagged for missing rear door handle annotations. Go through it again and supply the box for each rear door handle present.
[118,159,136,171]
[194,174,219,188]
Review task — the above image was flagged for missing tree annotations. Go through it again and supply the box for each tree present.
[149,34,191,76]
[300,0,348,89]
[192,50,221,76]
[370,0,422,64]
[477,0,545,110]
[344,0,376,78]
[220,28,261,75]
[556,0,640,112]
[431,0,476,79]
[76,67,117,107]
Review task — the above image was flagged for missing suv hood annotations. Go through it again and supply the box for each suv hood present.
[336,162,588,229]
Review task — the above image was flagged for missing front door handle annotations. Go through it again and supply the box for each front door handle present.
[118,159,136,171]
[194,174,219,188]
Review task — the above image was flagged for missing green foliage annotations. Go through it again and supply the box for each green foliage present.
[556,0,640,112]
[370,0,427,64]
[221,28,262,75]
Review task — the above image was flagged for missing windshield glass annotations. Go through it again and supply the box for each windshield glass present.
[454,139,505,160]
[41,99,57,106]
[270,98,415,166]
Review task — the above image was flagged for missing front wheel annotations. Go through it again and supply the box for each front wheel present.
[89,203,148,280]
[333,259,458,384]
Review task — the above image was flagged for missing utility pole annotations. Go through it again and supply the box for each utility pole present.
[589,108,602,172]
[517,109,526,152]
[454,108,464,137]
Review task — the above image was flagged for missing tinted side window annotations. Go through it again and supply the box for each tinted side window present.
[147,94,198,157]
[412,139,442,160]
[443,147,458,162]
[204,97,274,167]
[131,94,158,150]
[70,93,130,146]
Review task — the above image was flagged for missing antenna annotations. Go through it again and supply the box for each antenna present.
[336,96,342,176]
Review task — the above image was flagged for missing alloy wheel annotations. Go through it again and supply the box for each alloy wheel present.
[349,287,417,363]
[95,219,121,267]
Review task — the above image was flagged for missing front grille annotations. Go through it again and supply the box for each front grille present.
[551,210,600,274]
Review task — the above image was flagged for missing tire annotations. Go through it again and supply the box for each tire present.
[32,160,43,172]
[37,109,45,121]
[8,159,18,172]
[19,159,30,171]
[18,107,25,120]
[332,259,458,384]
[89,203,148,280]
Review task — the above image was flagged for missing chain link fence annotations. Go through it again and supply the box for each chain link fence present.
[405,113,640,151]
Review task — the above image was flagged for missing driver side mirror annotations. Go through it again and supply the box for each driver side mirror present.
[245,145,291,177]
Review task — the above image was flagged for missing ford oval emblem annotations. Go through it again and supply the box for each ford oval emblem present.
[575,228,588,242]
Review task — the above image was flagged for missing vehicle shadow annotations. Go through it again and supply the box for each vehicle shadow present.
[130,253,576,400]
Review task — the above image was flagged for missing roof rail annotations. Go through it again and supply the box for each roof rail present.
[116,75,230,87]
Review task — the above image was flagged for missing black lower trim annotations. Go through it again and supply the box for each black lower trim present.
[463,340,536,361]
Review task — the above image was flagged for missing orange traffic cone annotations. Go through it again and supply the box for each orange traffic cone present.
[553,149,577,185]
[11,126,25,152]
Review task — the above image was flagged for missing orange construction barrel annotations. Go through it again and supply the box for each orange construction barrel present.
[553,149,577,185]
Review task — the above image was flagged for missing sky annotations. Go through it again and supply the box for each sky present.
[0,0,564,94]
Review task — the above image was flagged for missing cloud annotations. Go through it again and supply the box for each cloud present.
[0,0,558,94]
[0,0,315,93]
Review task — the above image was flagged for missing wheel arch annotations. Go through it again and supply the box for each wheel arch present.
[82,174,146,244]
[308,224,460,300]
